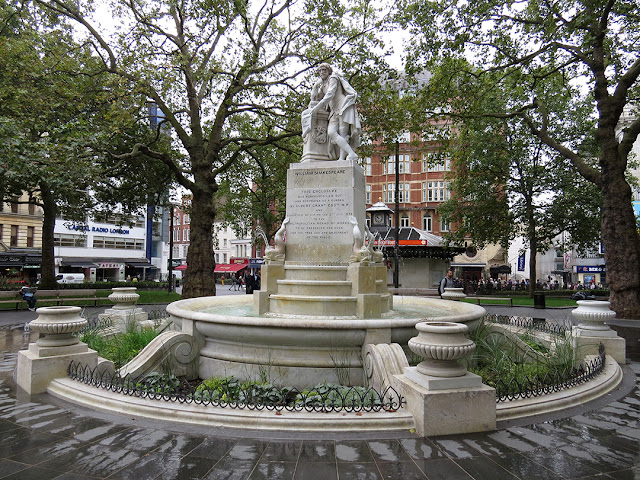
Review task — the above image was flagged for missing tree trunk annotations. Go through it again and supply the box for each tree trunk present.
[182,186,217,298]
[600,148,640,319]
[39,185,57,290]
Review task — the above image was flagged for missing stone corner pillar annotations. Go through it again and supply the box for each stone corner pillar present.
[16,306,98,395]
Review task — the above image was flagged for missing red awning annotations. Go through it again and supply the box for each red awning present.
[175,264,188,271]
[214,263,247,273]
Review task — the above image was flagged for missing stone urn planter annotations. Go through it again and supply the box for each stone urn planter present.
[408,321,475,377]
[441,287,466,301]
[108,287,140,310]
[28,306,87,347]
[572,300,616,333]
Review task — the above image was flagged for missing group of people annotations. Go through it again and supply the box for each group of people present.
[228,272,261,294]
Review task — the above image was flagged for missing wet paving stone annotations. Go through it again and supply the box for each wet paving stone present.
[98,427,177,453]
[293,461,338,480]
[375,460,427,479]
[249,461,297,480]
[102,452,182,480]
[152,432,206,457]
[454,456,520,480]
[0,465,77,480]
[297,440,335,462]
[36,443,144,477]
[366,440,413,463]
[156,455,219,480]
[335,440,375,463]
[6,437,83,465]
[259,441,301,462]
[0,430,63,458]
[486,452,562,480]
[398,437,446,461]
[415,457,473,480]
[0,458,30,479]
[336,462,382,479]
[523,447,603,478]
[202,458,259,480]
[181,437,237,461]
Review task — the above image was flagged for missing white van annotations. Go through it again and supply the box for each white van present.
[55,273,86,284]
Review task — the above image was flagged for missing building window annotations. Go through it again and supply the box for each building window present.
[441,218,450,232]
[183,214,190,225]
[54,233,87,247]
[28,204,36,215]
[10,203,18,214]
[366,185,371,204]
[223,253,227,263]
[174,214,181,226]
[26,226,34,247]
[422,214,432,231]
[223,238,227,248]
[173,229,179,242]
[173,246,180,258]
[427,182,448,202]
[363,157,372,175]
[399,131,410,143]
[385,183,395,203]
[366,216,371,228]
[10,225,18,246]
[400,215,409,227]
[93,236,144,250]
[384,155,410,175]
[183,229,188,241]
[398,183,410,203]
[215,253,220,263]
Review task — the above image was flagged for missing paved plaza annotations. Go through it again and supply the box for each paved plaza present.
[1,304,639,479]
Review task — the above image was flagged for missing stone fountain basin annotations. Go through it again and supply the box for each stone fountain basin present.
[167,295,485,388]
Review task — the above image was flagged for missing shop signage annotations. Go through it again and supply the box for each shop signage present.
[98,262,124,269]
[576,266,605,273]
[230,258,249,264]
[63,222,130,235]
[0,255,22,263]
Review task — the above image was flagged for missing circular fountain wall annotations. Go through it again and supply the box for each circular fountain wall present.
[167,295,485,388]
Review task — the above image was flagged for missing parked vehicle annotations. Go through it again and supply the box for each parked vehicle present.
[55,273,86,284]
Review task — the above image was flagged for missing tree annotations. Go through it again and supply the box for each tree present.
[403,0,640,318]
[38,0,390,298]
[436,82,602,296]
[0,2,172,288]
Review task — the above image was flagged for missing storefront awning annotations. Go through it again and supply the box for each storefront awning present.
[125,261,154,268]
[175,264,188,271]
[214,263,247,273]
[60,261,98,268]
[450,263,486,267]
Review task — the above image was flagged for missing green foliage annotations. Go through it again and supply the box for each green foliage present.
[80,323,161,369]
[466,320,577,392]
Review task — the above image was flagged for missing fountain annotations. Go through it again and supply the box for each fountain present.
[167,64,485,388]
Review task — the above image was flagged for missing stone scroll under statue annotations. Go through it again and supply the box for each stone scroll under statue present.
[301,63,362,162]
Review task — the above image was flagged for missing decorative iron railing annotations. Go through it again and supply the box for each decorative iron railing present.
[484,314,569,336]
[66,361,405,413]
[493,343,606,402]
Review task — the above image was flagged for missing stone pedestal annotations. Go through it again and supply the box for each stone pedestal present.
[571,300,626,364]
[99,287,150,332]
[16,306,98,394]
[394,320,496,436]
[393,374,496,436]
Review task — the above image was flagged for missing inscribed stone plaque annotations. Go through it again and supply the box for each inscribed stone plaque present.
[285,161,365,264]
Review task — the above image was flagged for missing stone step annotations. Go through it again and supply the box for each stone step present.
[269,294,357,316]
[276,280,352,296]
[284,264,348,281]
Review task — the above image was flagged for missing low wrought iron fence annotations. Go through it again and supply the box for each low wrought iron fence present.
[66,361,405,413]
[484,314,569,336]
[494,343,606,402]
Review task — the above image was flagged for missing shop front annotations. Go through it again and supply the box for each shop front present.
[96,261,125,282]
[575,265,606,287]
[0,253,42,285]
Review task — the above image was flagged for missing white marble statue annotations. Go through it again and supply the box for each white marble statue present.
[302,64,361,161]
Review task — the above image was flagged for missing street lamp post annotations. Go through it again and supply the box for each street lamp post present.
[168,204,174,293]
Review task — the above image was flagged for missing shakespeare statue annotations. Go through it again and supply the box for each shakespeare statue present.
[301,64,361,161]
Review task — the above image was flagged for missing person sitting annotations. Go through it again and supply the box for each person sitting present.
[20,284,37,311]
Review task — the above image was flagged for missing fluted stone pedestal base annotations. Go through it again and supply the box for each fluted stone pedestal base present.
[572,327,626,364]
